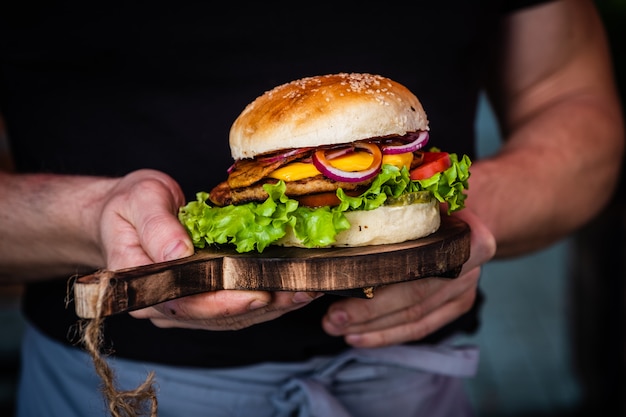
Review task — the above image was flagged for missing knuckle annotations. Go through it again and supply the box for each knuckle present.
[405,302,425,322]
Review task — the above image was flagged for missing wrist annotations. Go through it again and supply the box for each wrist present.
[0,172,118,281]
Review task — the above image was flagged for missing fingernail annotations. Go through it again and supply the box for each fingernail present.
[164,240,190,261]
[345,334,363,344]
[249,299,269,310]
[329,309,349,326]
[292,292,319,304]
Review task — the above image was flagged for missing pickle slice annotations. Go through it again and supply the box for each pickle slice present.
[385,191,433,206]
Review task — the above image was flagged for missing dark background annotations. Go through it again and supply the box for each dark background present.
[0,1,625,416]
[569,1,626,416]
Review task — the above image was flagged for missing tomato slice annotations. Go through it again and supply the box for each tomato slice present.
[409,152,451,180]
[295,192,342,208]
[295,190,362,208]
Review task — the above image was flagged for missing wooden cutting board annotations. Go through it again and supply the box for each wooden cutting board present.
[73,216,470,318]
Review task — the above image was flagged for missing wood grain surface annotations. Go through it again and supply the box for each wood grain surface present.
[73,216,470,318]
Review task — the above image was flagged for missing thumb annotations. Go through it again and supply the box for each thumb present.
[452,208,497,272]
[101,170,194,270]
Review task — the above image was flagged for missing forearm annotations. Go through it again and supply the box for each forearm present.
[0,171,116,282]
[469,93,624,258]
[470,0,625,258]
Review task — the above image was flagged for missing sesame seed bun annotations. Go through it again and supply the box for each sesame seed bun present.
[229,73,429,160]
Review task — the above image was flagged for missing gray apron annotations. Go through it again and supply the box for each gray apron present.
[17,322,479,417]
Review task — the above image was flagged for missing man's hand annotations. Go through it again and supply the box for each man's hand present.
[98,169,320,330]
[129,290,321,330]
[322,208,496,347]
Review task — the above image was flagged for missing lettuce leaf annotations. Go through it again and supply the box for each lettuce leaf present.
[414,153,471,214]
[178,153,471,253]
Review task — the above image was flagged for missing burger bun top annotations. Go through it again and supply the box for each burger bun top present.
[229,73,429,160]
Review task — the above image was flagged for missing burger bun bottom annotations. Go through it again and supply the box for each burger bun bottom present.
[275,199,441,248]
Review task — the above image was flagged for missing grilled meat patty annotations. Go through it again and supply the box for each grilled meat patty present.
[209,175,369,207]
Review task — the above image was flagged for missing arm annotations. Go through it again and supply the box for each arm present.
[323,0,624,346]
[0,168,319,329]
[0,170,191,282]
[475,0,624,257]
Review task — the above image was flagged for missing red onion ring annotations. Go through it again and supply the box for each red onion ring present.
[228,147,313,174]
[257,147,313,163]
[380,131,429,155]
[324,146,354,160]
[312,142,382,182]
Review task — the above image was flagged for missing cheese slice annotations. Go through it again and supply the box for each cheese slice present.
[330,151,374,171]
[268,162,320,182]
[382,152,413,169]
[268,151,413,182]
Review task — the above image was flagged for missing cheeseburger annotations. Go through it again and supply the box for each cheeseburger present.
[179,73,471,252]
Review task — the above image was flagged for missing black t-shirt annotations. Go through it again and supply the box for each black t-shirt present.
[0,0,549,367]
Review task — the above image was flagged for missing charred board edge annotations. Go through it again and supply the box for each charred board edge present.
[74,216,470,318]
